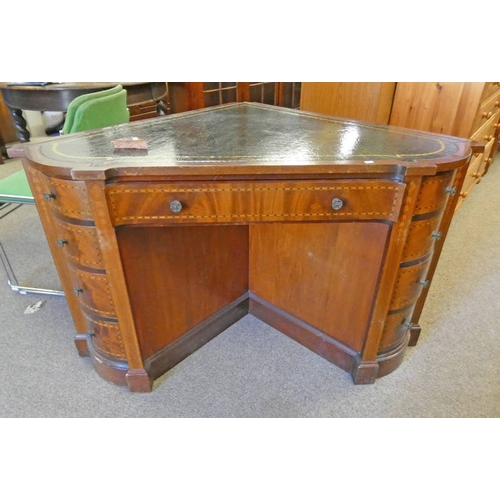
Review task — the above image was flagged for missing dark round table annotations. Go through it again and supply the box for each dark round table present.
[0,82,168,142]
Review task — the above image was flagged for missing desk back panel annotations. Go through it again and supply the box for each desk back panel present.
[116,225,249,360]
[249,222,389,353]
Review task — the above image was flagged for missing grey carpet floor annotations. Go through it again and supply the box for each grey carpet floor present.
[0,157,499,418]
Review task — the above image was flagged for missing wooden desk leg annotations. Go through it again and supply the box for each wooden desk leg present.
[9,107,30,142]
[408,324,422,346]
[351,360,379,384]
[126,369,153,392]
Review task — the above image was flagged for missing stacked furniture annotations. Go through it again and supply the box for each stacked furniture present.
[389,82,500,209]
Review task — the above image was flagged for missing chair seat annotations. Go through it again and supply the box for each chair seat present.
[0,170,34,204]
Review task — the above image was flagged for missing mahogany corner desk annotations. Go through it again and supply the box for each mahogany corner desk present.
[18,103,475,392]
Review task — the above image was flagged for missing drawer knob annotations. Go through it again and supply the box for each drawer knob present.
[331,197,344,211]
[431,231,442,240]
[56,238,68,248]
[73,286,83,296]
[419,279,430,288]
[43,192,55,201]
[445,186,457,196]
[169,200,183,213]
[482,111,492,119]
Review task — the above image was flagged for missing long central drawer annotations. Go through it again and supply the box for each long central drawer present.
[106,180,405,226]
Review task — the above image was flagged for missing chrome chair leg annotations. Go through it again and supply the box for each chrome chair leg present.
[0,203,65,296]
[0,240,64,296]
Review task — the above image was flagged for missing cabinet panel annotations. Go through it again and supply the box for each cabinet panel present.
[249,221,390,353]
[300,82,396,124]
[389,82,485,137]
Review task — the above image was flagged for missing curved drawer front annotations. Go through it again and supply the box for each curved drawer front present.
[53,219,104,270]
[379,308,413,353]
[401,214,442,262]
[86,316,126,359]
[413,171,455,216]
[36,175,93,221]
[70,268,115,318]
[107,180,405,225]
[389,256,432,311]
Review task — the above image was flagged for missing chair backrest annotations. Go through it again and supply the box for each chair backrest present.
[67,89,129,134]
[61,84,123,135]
[0,87,129,204]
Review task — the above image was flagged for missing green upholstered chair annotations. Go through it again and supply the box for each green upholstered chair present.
[0,87,130,296]
[61,84,123,135]
[64,89,129,134]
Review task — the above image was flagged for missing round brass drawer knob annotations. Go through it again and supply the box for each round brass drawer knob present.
[169,200,183,213]
[331,197,344,211]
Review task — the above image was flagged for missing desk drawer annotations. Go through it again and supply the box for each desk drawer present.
[413,170,455,216]
[53,219,104,270]
[107,180,405,225]
[389,256,432,311]
[36,175,93,221]
[86,316,126,358]
[401,214,442,262]
[70,268,115,318]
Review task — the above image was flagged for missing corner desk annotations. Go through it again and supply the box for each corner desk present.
[18,103,474,392]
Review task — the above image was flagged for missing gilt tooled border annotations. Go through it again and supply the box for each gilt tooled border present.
[108,185,402,223]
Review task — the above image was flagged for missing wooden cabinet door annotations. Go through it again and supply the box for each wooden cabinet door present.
[389,82,485,138]
[299,82,396,124]
[169,82,301,113]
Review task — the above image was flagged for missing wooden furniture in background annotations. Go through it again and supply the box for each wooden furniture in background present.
[0,93,19,161]
[168,82,301,113]
[300,82,396,124]
[300,82,500,210]
[17,103,474,392]
[389,82,500,209]
[0,82,169,142]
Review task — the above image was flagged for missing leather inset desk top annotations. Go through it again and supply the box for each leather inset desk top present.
[23,103,472,178]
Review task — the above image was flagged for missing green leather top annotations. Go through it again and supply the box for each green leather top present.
[22,103,474,179]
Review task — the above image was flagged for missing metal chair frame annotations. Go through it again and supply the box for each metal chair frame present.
[0,201,64,296]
